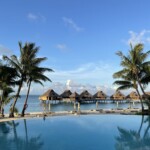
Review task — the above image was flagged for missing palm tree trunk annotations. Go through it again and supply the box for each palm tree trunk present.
[138,79,146,95]
[138,79,150,110]
[136,74,149,98]
[136,88,144,112]
[9,79,23,118]
[21,81,31,117]
[1,104,4,117]
[0,90,3,116]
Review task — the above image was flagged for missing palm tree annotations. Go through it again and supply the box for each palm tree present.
[0,63,18,116]
[18,42,53,117]
[3,42,39,117]
[113,43,150,111]
[21,66,53,117]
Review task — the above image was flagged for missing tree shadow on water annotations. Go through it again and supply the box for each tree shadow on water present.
[0,120,44,150]
[115,116,150,150]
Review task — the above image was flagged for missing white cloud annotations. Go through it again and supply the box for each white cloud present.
[62,17,84,32]
[49,80,116,96]
[28,13,38,20]
[127,30,150,45]
[27,13,46,22]
[18,61,118,95]
[47,62,116,84]
[41,61,120,95]
[56,44,68,52]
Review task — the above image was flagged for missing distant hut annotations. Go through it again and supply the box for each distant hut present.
[126,91,139,100]
[110,91,125,100]
[93,91,107,100]
[60,90,72,100]
[70,92,80,101]
[80,90,92,101]
[39,89,59,101]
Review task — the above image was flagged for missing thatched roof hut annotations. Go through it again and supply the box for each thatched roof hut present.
[70,92,80,101]
[126,91,139,100]
[142,92,150,99]
[80,90,92,100]
[39,89,59,100]
[93,91,107,100]
[60,90,72,98]
[110,91,125,100]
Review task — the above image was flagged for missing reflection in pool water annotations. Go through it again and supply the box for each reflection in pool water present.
[115,116,150,150]
[0,115,150,150]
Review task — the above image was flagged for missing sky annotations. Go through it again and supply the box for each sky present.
[0,0,150,95]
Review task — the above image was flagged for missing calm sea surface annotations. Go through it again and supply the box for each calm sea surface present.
[0,115,150,150]
[4,95,143,114]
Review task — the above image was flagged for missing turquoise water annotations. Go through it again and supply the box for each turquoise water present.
[0,115,150,150]
[4,95,143,114]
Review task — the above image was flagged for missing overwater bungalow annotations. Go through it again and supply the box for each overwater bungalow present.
[110,91,125,101]
[69,92,80,101]
[126,91,139,100]
[60,90,72,101]
[39,89,60,101]
[80,90,92,102]
[93,91,107,101]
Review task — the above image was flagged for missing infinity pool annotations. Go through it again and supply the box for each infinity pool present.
[0,115,150,150]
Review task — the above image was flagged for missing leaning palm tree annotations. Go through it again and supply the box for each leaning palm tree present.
[19,42,53,117]
[3,42,40,117]
[21,66,53,117]
[118,44,150,94]
[113,43,150,111]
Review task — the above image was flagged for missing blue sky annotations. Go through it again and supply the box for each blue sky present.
[1,0,150,95]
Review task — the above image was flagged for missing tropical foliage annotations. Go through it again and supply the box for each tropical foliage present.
[0,42,53,117]
[0,63,18,116]
[113,43,150,112]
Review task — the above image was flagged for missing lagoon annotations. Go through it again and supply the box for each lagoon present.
[4,95,142,114]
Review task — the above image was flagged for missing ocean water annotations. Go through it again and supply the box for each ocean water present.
[0,115,150,150]
[4,95,143,114]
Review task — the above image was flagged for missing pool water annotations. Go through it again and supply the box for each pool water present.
[0,115,150,150]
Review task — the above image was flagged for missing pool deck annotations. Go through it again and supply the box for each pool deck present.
[0,108,141,122]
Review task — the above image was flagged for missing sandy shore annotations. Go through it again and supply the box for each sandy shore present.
[0,108,141,123]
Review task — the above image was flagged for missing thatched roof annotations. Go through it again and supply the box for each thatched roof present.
[70,92,80,98]
[110,91,125,100]
[60,90,72,98]
[126,91,139,100]
[80,90,92,99]
[93,91,107,99]
[39,89,59,100]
